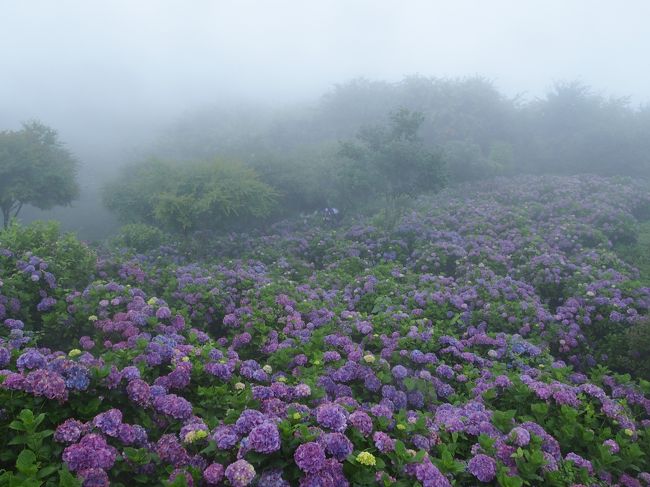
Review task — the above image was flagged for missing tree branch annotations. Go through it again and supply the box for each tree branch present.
[13,201,23,218]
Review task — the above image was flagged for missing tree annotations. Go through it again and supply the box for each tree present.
[337,108,446,207]
[103,158,278,235]
[0,121,79,228]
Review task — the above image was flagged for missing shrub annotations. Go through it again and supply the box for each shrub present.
[337,108,446,209]
[111,224,166,253]
[0,221,96,289]
[103,158,278,234]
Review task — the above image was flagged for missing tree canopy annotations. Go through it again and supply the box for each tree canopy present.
[337,108,446,206]
[0,121,79,228]
[103,158,278,234]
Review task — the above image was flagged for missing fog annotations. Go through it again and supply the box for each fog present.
[1,0,650,238]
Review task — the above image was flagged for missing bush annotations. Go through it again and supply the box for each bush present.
[103,158,278,234]
[0,221,97,345]
[0,221,96,289]
[249,143,341,215]
[111,223,166,253]
[598,318,650,380]
[337,108,446,209]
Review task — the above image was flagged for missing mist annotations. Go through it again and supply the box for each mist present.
[2,0,650,239]
[3,3,650,485]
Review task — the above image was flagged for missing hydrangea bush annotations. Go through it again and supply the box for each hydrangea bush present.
[1,174,649,486]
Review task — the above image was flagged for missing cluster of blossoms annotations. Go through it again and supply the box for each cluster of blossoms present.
[0,175,649,485]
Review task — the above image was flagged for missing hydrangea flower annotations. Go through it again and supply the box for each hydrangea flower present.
[467,454,497,482]
[153,393,192,420]
[203,463,225,485]
[356,451,376,466]
[509,426,531,446]
[248,421,281,453]
[55,419,86,444]
[294,442,326,473]
[63,434,117,472]
[316,403,348,432]
[320,432,353,461]
[225,459,256,486]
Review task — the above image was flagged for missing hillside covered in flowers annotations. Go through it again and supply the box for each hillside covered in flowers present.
[1,174,650,486]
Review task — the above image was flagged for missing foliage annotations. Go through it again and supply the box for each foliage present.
[337,108,446,208]
[597,318,650,380]
[248,143,341,214]
[103,158,278,234]
[617,221,650,285]
[0,175,649,486]
[151,76,650,191]
[111,224,166,253]
[0,221,96,289]
[0,121,79,228]
[0,221,96,347]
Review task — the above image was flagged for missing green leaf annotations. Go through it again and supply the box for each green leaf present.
[530,402,548,417]
[166,475,188,487]
[394,440,408,460]
[497,468,524,487]
[16,449,37,475]
[8,421,26,431]
[16,480,42,487]
[37,465,58,479]
[8,435,27,446]
[58,469,82,487]
[33,414,46,428]
[492,409,516,433]
[478,434,496,453]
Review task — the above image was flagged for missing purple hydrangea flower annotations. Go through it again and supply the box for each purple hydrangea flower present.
[565,452,593,474]
[225,459,256,486]
[316,403,348,432]
[414,458,451,487]
[203,463,225,485]
[62,434,117,471]
[16,349,46,371]
[24,369,68,401]
[248,421,281,453]
[92,409,123,437]
[603,439,619,454]
[320,432,353,461]
[63,363,90,391]
[299,458,348,487]
[155,434,190,467]
[78,467,109,487]
[153,393,192,420]
[373,431,396,453]
[258,469,290,487]
[55,419,86,444]
[391,364,408,380]
[509,427,531,447]
[118,423,148,446]
[156,306,172,319]
[0,347,10,368]
[121,366,141,381]
[127,379,152,407]
[212,424,240,450]
[349,410,373,436]
[294,442,326,473]
[235,409,266,435]
[467,454,497,482]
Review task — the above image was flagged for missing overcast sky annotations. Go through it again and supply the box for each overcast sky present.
[2,0,650,154]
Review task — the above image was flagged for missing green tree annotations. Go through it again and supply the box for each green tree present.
[338,108,446,207]
[0,121,79,228]
[103,158,278,234]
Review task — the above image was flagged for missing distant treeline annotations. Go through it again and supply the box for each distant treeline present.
[103,76,650,234]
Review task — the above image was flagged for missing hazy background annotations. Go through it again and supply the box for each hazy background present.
[2,0,650,238]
